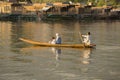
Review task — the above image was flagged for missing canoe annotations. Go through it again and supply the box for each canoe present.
[19,38,95,48]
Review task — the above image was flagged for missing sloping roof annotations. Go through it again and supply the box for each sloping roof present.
[53,2,62,6]
[33,3,43,10]
[23,6,36,11]
[53,2,70,7]
[0,2,12,6]
[41,6,52,11]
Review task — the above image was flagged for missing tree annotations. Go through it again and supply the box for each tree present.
[19,0,119,6]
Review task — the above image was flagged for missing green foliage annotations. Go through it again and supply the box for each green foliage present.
[31,0,87,3]
[96,0,105,6]
[30,0,119,6]
[108,0,116,5]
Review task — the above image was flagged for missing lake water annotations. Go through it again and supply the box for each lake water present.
[0,20,120,80]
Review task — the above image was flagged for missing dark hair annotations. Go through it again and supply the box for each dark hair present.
[88,32,90,35]
[52,37,55,39]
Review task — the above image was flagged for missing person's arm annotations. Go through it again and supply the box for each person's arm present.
[82,35,87,38]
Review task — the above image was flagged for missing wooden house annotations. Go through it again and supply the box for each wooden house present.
[0,2,12,14]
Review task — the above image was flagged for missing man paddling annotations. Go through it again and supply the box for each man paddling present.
[81,32,91,46]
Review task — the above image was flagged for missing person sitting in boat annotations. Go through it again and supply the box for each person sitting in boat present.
[55,33,62,44]
[81,32,91,46]
[49,37,56,44]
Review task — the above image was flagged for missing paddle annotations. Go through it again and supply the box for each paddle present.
[79,32,84,43]
[79,32,85,48]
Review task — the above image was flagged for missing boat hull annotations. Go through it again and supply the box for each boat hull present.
[20,38,95,48]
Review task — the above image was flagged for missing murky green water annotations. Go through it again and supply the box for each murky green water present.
[0,20,120,80]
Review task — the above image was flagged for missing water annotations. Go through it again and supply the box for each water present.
[0,20,120,80]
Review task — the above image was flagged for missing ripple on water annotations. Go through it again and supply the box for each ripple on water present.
[96,45,120,51]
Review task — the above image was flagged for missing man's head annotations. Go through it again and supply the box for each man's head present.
[88,32,90,35]
[56,33,59,36]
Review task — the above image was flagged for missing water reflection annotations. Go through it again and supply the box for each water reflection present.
[0,20,120,80]
[50,47,62,68]
[80,48,92,64]
[51,47,61,61]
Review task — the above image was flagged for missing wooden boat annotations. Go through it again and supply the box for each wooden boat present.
[19,38,95,48]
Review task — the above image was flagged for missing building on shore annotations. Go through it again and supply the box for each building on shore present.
[0,1,119,21]
[0,1,12,14]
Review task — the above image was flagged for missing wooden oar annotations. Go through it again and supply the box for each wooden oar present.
[79,32,84,43]
[79,32,85,48]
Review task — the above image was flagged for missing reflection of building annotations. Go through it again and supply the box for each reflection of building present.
[0,22,11,47]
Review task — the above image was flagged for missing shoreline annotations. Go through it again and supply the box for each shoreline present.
[0,13,119,21]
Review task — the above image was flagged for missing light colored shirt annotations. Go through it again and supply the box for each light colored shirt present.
[56,36,61,44]
[50,39,56,44]
[82,35,91,45]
